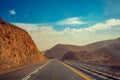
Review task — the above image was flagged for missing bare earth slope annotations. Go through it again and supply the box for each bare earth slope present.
[86,38,120,62]
[45,38,120,65]
[45,44,83,59]
[0,19,46,73]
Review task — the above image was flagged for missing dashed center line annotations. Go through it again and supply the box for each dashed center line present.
[22,60,52,80]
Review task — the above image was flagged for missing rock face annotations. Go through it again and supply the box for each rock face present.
[0,19,46,72]
[45,38,120,65]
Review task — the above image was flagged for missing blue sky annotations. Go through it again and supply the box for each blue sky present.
[1,0,120,23]
[0,0,120,50]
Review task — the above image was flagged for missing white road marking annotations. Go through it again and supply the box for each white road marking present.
[21,60,52,80]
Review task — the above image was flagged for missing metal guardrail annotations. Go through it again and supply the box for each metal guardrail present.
[63,61,120,80]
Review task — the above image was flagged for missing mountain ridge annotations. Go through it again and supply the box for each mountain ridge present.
[45,37,120,65]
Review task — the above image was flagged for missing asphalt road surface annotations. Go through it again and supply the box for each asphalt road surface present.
[0,60,86,80]
[0,61,47,80]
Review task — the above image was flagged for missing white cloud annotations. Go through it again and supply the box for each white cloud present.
[28,25,120,51]
[9,9,16,15]
[106,19,120,26]
[14,19,120,33]
[57,17,86,25]
[13,19,120,51]
[63,19,120,33]
[13,23,40,31]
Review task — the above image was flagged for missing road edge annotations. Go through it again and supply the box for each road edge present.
[58,60,92,80]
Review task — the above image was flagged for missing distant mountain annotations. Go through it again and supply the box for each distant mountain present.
[45,44,84,59]
[45,38,120,65]
[85,38,120,64]
[0,18,46,73]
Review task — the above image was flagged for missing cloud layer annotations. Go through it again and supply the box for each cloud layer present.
[57,17,86,25]
[65,19,120,33]
[13,18,120,51]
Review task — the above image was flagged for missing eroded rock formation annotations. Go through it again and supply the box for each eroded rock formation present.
[0,18,46,73]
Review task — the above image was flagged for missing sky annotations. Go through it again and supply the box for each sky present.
[0,0,120,51]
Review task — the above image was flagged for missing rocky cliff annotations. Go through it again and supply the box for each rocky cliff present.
[0,18,46,73]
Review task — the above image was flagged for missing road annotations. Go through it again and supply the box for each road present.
[64,60,120,80]
[0,61,47,80]
[0,60,89,80]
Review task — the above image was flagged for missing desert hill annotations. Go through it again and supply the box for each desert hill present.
[0,18,46,73]
[45,44,84,59]
[45,38,120,64]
